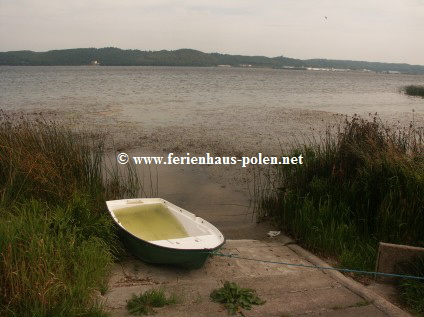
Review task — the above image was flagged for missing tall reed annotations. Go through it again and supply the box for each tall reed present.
[0,111,139,206]
[0,112,140,316]
[256,115,424,270]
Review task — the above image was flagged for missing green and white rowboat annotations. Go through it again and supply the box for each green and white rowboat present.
[106,198,225,269]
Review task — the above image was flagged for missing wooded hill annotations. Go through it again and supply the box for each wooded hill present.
[1,47,423,74]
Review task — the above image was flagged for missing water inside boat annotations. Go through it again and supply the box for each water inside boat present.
[113,203,189,241]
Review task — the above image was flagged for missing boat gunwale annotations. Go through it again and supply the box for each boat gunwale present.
[106,198,226,253]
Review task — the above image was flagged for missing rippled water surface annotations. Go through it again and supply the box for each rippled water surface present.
[1,66,423,129]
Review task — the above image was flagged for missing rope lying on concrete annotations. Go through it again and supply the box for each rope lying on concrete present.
[209,251,424,281]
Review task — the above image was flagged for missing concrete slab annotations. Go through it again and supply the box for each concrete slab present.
[103,239,405,317]
[376,242,424,279]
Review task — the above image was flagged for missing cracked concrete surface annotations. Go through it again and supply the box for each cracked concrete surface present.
[102,240,399,317]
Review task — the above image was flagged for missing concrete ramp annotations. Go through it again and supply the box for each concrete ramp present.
[104,240,398,316]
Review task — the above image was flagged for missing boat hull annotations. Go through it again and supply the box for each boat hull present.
[117,227,216,269]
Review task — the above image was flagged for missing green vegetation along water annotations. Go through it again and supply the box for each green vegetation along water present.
[403,85,424,97]
[0,113,140,316]
[256,115,424,313]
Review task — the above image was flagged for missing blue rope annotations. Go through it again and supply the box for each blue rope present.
[209,251,424,281]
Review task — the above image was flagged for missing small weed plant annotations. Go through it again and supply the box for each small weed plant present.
[210,281,265,316]
[126,288,178,316]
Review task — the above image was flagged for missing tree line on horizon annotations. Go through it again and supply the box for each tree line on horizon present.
[1,47,423,74]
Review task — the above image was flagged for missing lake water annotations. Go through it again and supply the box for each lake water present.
[1,66,423,130]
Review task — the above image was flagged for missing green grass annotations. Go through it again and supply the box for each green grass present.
[0,111,139,206]
[402,85,424,97]
[396,257,424,316]
[126,289,179,316]
[256,115,424,270]
[0,112,140,316]
[210,281,265,316]
[255,114,424,311]
[0,199,114,316]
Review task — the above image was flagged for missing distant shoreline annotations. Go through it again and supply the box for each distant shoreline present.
[1,47,424,74]
[1,64,414,75]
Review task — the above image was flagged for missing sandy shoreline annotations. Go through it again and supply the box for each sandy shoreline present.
[5,107,423,193]
[1,107,345,198]
[9,105,423,152]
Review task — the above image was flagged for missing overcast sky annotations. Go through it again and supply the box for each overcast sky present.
[1,0,423,65]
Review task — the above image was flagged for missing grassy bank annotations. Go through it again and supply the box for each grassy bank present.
[257,115,424,269]
[256,115,423,292]
[0,112,139,316]
[402,85,424,97]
